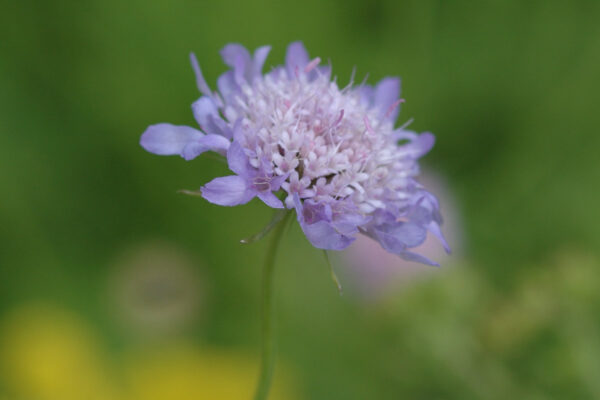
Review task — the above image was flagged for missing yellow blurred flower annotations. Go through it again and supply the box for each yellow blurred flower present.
[0,303,299,400]
[0,304,120,400]
[124,343,297,400]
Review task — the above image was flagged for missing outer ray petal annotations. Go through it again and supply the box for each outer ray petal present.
[253,45,271,78]
[140,124,203,156]
[227,141,254,178]
[189,52,212,97]
[201,175,255,206]
[285,41,309,77]
[191,97,230,137]
[220,44,252,85]
[257,191,284,209]
[294,194,354,250]
[181,134,230,160]
[374,77,401,121]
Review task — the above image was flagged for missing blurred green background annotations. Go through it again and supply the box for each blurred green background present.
[1,0,600,399]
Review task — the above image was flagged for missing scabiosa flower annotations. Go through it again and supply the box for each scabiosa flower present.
[140,42,449,265]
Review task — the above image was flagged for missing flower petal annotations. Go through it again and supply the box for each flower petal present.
[269,173,288,191]
[227,141,254,178]
[220,44,252,85]
[285,41,309,77]
[399,250,440,267]
[374,77,401,120]
[192,97,220,132]
[189,52,212,97]
[333,212,371,236]
[394,130,435,158]
[221,44,251,68]
[257,191,284,209]
[427,221,451,254]
[294,194,354,250]
[358,85,374,107]
[372,221,427,253]
[217,70,238,104]
[140,124,203,156]
[181,134,230,160]
[364,220,439,266]
[301,220,355,250]
[412,132,435,158]
[392,129,417,141]
[253,45,271,78]
[201,175,255,206]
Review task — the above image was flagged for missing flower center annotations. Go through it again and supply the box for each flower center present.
[228,70,416,213]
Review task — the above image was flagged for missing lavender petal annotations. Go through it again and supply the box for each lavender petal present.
[140,123,203,156]
[181,134,230,160]
[294,194,354,250]
[399,250,440,267]
[253,45,271,78]
[300,220,355,250]
[201,175,255,206]
[189,52,212,97]
[192,97,223,135]
[227,141,254,179]
[285,41,309,77]
[372,222,428,253]
[257,191,284,209]
[374,77,401,121]
[220,43,252,85]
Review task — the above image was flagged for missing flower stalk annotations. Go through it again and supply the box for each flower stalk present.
[253,210,292,400]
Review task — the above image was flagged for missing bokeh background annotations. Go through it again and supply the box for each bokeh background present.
[2,0,600,399]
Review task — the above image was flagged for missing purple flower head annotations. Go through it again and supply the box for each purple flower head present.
[140,42,449,265]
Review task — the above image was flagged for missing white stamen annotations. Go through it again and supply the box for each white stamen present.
[227,68,422,213]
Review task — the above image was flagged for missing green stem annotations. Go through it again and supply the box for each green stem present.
[253,210,291,400]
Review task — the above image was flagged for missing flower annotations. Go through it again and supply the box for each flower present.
[140,42,449,265]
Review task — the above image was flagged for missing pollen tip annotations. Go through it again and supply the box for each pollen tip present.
[385,99,404,118]
[304,57,321,73]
